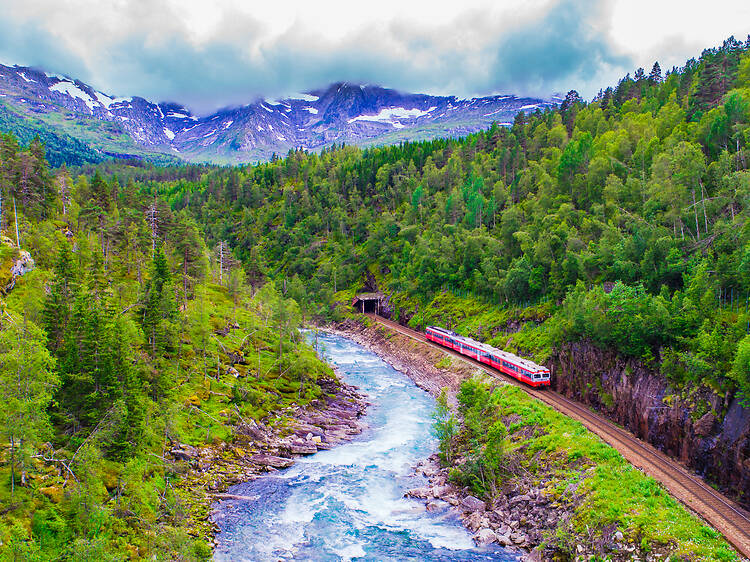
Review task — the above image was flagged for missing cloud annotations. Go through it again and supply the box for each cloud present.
[0,0,638,113]
[487,0,631,95]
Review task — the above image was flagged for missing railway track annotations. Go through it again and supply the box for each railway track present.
[365,313,750,558]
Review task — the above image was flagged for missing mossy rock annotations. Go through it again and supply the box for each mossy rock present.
[39,485,65,503]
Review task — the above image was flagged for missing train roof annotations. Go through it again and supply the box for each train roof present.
[451,333,548,373]
[426,325,457,336]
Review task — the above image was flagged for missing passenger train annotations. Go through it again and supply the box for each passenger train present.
[425,326,551,387]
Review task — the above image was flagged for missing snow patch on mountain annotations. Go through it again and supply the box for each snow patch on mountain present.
[49,81,97,112]
[287,93,319,102]
[0,63,556,163]
[348,106,436,126]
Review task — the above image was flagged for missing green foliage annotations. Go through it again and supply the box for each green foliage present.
[0,133,339,559]
[77,36,745,406]
[431,388,457,463]
[0,311,57,501]
[555,281,671,359]
[731,335,750,404]
[448,379,736,559]
[1,35,750,557]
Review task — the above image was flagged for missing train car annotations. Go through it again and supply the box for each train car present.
[425,326,551,387]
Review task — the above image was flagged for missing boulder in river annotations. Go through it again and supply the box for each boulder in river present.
[473,528,498,545]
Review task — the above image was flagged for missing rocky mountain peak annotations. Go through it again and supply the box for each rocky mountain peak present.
[0,62,556,164]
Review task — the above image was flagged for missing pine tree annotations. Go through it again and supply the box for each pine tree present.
[140,246,177,357]
[43,244,77,354]
[649,61,663,83]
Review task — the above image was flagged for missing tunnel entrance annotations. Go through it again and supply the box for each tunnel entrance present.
[352,293,383,314]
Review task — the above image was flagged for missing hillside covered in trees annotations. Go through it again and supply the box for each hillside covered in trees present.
[114,36,750,402]
[1,35,750,557]
[0,133,339,558]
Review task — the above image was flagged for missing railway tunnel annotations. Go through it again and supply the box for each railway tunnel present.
[352,292,383,314]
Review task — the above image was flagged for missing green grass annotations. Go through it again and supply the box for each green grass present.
[480,382,736,560]
[399,290,556,362]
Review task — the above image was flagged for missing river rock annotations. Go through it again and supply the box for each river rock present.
[213,493,260,501]
[289,443,318,455]
[250,454,294,468]
[405,487,432,499]
[511,531,527,545]
[509,494,531,506]
[425,500,445,512]
[461,495,486,511]
[496,533,513,546]
[463,512,485,532]
[431,485,453,499]
[473,528,498,545]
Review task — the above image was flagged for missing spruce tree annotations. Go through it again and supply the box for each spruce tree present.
[649,61,663,83]
[43,244,77,354]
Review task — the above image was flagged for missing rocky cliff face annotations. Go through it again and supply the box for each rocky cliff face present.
[550,342,750,508]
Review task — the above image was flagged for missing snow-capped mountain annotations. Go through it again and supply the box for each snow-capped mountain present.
[0,64,558,164]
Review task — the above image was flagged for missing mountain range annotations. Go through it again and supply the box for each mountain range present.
[0,63,558,165]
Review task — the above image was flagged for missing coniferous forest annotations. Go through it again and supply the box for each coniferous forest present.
[0,37,749,559]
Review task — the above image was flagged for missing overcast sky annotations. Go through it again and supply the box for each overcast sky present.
[1,0,748,113]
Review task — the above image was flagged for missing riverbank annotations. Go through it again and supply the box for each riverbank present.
[173,374,368,548]
[334,316,739,561]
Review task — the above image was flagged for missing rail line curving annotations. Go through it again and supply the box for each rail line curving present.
[364,313,750,558]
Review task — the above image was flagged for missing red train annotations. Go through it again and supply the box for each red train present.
[425,326,551,387]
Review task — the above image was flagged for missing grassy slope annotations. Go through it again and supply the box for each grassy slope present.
[452,375,737,560]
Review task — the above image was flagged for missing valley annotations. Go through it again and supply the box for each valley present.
[0,30,749,562]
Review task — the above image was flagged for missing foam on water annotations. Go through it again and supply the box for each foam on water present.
[213,332,518,561]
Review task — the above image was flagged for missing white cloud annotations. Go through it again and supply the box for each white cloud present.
[0,0,747,112]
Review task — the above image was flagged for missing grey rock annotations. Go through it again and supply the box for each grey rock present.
[509,494,531,506]
[250,454,294,468]
[473,528,498,546]
[289,443,318,455]
[405,487,432,499]
[461,495,486,512]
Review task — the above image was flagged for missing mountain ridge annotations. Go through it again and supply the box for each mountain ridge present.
[0,63,557,165]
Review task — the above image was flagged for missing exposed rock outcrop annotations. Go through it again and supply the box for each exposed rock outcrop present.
[2,248,35,293]
[551,341,750,509]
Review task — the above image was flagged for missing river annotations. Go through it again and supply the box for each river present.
[212,331,518,561]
